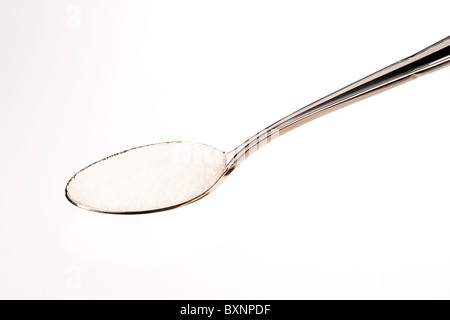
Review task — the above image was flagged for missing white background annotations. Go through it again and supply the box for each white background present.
[1,0,450,299]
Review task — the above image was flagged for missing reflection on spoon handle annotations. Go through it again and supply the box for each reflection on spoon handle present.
[228,36,450,171]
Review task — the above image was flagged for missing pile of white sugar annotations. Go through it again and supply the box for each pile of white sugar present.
[66,142,226,213]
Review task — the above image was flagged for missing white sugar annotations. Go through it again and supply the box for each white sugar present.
[66,142,226,213]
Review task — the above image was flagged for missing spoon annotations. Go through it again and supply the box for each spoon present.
[66,35,450,214]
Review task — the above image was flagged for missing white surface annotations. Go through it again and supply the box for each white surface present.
[66,142,226,212]
[1,0,450,299]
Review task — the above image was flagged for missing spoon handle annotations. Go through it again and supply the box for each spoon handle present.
[228,35,450,170]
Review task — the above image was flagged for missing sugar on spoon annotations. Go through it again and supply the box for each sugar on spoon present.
[66,35,450,214]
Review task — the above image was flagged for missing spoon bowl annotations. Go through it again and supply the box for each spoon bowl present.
[66,142,228,214]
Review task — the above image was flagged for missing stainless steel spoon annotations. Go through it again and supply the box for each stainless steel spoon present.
[66,35,450,214]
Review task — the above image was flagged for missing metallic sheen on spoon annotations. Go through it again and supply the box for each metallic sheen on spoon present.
[66,35,450,214]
